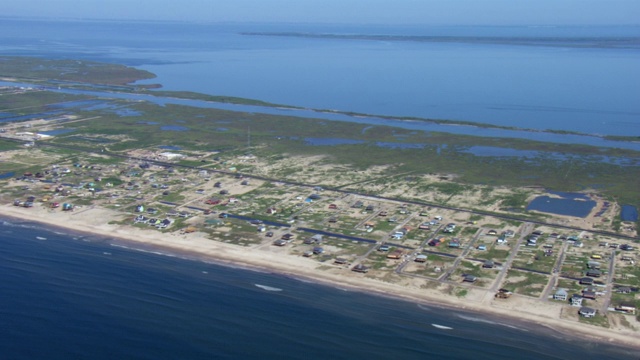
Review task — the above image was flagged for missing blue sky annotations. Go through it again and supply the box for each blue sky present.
[5,0,640,25]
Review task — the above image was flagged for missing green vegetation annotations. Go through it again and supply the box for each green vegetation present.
[503,269,549,297]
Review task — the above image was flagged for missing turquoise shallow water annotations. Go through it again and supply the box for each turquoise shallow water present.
[0,218,635,359]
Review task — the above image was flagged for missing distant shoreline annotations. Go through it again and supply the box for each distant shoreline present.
[1,204,638,351]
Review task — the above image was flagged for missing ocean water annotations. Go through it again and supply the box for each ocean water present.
[0,219,635,359]
[0,19,639,136]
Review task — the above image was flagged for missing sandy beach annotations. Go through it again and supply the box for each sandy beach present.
[0,203,638,350]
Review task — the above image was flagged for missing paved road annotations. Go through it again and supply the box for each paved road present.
[490,222,532,292]
[541,241,570,301]
[601,249,617,312]
[438,227,483,282]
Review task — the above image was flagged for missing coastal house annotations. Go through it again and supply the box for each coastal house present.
[334,258,348,265]
[503,230,515,238]
[586,269,602,278]
[415,254,427,263]
[579,307,596,318]
[579,277,594,285]
[157,219,171,229]
[586,261,601,270]
[570,294,583,307]
[582,290,597,300]
[614,303,637,315]
[449,239,461,248]
[304,235,323,244]
[463,275,477,283]
[418,223,431,230]
[352,264,369,273]
[616,286,632,294]
[205,198,221,205]
[378,245,390,252]
[553,288,568,301]
[387,250,403,260]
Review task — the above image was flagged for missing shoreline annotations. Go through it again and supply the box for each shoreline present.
[0,204,638,350]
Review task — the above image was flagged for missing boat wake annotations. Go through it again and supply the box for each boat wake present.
[36,236,47,241]
[254,284,283,292]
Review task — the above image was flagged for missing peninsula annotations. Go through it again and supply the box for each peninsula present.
[0,57,638,349]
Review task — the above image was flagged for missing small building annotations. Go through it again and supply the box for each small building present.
[483,260,495,269]
[352,264,369,273]
[586,269,602,278]
[616,286,632,294]
[334,258,348,265]
[586,261,601,270]
[415,254,427,263]
[486,229,498,236]
[554,288,568,301]
[273,239,287,246]
[615,303,637,315]
[387,250,403,260]
[582,290,597,300]
[579,277,594,285]
[570,294,583,307]
[463,275,477,283]
[579,307,597,318]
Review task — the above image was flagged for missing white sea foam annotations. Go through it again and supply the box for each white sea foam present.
[255,284,283,292]
[36,236,47,240]
[431,324,453,330]
[457,314,527,331]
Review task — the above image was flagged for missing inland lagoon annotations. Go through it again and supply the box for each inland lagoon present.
[526,192,597,218]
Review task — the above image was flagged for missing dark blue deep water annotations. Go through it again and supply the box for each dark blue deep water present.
[0,219,636,359]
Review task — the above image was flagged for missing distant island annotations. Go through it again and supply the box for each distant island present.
[0,57,638,349]
[241,32,640,50]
